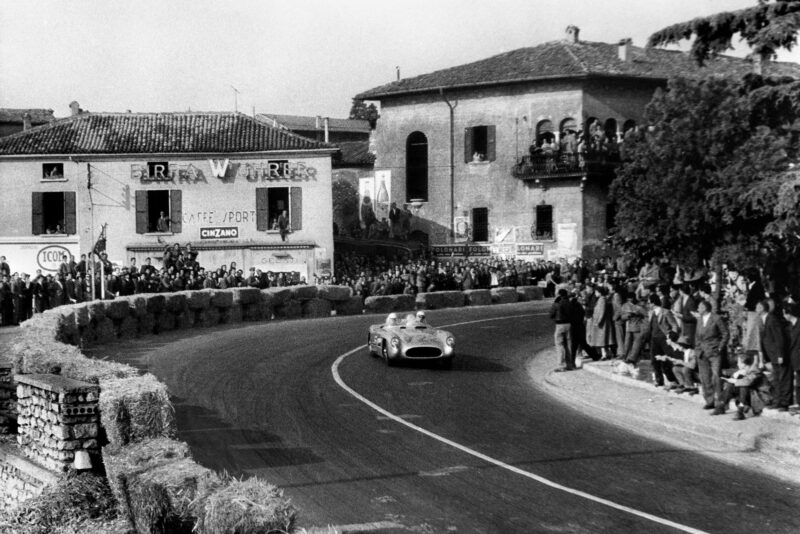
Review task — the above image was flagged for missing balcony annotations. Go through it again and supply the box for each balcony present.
[511,151,621,180]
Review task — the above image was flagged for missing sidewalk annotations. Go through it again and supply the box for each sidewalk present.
[528,348,800,485]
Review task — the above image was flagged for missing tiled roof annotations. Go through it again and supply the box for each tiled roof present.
[332,141,374,167]
[0,112,333,156]
[357,39,800,99]
[258,113,371,133]
[0,108,55,124]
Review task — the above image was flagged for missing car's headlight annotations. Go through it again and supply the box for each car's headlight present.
[391,337,400,348]
[446,337,455,347]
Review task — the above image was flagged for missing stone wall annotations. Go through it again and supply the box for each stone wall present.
[0,363,15,433]
[0,442,58,512]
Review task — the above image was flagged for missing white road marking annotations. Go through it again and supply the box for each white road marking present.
[331,313,709,534]
[305,521,404,533]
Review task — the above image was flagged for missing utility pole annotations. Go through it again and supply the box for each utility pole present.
[230,85,240,113]
[87,163,95,301]
[439,88,458,242]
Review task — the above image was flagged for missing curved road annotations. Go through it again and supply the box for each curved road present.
[104,302,800,533]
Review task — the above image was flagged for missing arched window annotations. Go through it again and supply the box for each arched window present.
[604,118,618,141]
[406,131,428,202]
[536,120,555,146]
[622,119,637,134]
[560,117,577,135]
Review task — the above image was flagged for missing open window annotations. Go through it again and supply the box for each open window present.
[534,205,553,240]
[472,207,489,242]
[406,131,428,202]
[42,163,64,180]
[31,191,76,235]
[464,125,496,163]
[135,189,182,233]
[256,187,303,232]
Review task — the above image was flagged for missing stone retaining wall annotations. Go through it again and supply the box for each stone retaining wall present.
[0,442,59,512]
[0,363,15,433]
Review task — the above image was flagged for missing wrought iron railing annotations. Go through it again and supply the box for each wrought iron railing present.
[511,152,620,179]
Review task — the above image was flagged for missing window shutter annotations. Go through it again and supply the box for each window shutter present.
[487,125,496,162]
[135,190,148,234]
[290,187,302,231]
[31,192,44,235]
[169,190,182,233]
[464,127,473,163]
[256,188,269,231]
[64,191,77,234]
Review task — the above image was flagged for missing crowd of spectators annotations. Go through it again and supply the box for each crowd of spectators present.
[0,244,312,326]
[549,255,800,422]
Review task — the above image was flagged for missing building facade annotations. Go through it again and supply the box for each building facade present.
[357,27,799,260]
[0,110,336,281]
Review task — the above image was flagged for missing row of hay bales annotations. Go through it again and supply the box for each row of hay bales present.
[44,285,360,347]
[5,283,543,532]
[363,286,544,313]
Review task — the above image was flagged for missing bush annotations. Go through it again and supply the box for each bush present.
[195,475,296,534]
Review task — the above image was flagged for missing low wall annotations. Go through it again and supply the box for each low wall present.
[0,442,59,512]
[1,283,543,531]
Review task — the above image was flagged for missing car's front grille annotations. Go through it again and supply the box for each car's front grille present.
[405,347,442,358]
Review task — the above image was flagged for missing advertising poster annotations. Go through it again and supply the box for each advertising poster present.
[374,170,391,224]
[358,176,375,226]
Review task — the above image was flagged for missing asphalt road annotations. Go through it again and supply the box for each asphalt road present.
[102,302,800,533]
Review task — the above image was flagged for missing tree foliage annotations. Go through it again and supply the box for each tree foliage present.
[348,98,379,128]
[610,74,800,271]
[648,0,800,63]
[332,178,359,218]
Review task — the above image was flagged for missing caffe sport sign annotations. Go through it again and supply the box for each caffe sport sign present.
[131,159,318,184]
[200,227,239,240]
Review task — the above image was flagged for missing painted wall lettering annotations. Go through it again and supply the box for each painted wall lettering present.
[132,160,318,184]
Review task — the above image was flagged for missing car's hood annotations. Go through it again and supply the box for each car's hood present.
[396,329,442,345]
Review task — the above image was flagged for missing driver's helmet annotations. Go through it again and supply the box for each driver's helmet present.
[386,312,398,325]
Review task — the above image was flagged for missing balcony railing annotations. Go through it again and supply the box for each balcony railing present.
[511,152,621,180]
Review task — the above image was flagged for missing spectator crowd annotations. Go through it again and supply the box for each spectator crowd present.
[0,244,313,326]
[549,255,800,423]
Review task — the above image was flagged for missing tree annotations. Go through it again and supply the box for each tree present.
[648,0,800,64]
[348,98,379,128]
[610,74,794,272]
[332,179,360,234]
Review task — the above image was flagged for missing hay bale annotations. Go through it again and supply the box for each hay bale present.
[227,304,243,323]
[289,285,318,301]
[210,290,233,308]
[196,308,220,328]
[105,300,130,321]
[146,295,166,315]
[464,289,492,306]
[95,317,117,344]
[159,312,176,332]
[100,374,176,450]
[55,308,80,345]
[274,300,302,319]
[232,287,262,305]
[129,296,148,317]
[439,290,466,308]
[176,312,194,330]
[334,296,363,316]
[242,303,264,321]
[195,476,296,534]
[415,292,447,310]
[302,298,332,318]
[265,287,292,306]
[164,294,187,314]
[516,285,544,301]
[138,313,156,336]
[491,287,518,304]
[118,315,139,339]
[73,302,91,327]
[87,301,106,322]
[185,290,212,311]
[317,285,352,302]
[364,295,415,314]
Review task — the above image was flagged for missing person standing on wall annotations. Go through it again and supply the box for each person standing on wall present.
[278,210,290,242]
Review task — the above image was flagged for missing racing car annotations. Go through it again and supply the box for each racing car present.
[367,311,455,368]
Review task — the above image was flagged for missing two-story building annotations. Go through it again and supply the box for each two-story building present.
[356,26,800,260]
[0,108,337,280]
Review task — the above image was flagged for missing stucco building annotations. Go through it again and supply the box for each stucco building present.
[356,26,800,260]
[0,108,336,280]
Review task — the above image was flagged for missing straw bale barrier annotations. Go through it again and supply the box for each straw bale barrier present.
[364,294,415,314]
[463,289,492,306]
[491,287,519,304]
[416,290,465,310]
[516,285,545,301]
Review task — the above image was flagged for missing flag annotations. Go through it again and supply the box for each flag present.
[93,223,107,257]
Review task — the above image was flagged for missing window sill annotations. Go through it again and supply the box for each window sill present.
[34,233,71,237]
[144,232,175,236]
[40,178,68,183]
[466,161,492,166]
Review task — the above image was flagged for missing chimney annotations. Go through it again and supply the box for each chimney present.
[315,115,321,129]
[618,38,633,63]
[323,117,329,143]
[22,112,31,131]
[565,25,580,44]
[396,66,400,81]
[69,101,81,116]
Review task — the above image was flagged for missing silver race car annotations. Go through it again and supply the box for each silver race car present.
[367,312,455,368]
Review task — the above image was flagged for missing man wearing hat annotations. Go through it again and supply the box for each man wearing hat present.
[550,288,573,371]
